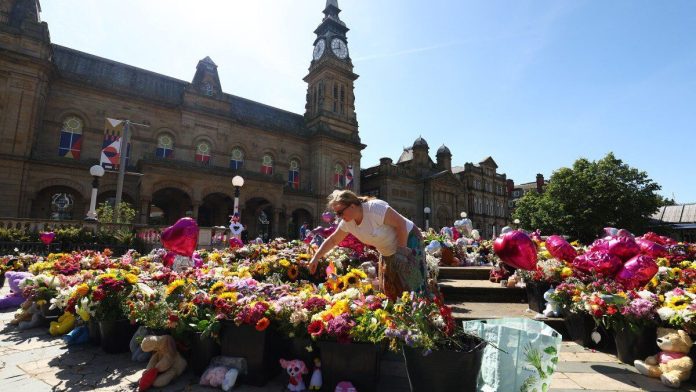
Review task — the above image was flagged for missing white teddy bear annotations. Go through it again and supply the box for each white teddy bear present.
[542,287,561,317]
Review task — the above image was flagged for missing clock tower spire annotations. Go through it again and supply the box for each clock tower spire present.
[304,0,358,137]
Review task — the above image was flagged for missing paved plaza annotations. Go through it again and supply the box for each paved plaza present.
[2,285,696,392]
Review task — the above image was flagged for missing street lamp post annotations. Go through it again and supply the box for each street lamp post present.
[85,164,105,221]
[423,206,431,231]
[513,218,520,229]
[232,175,245,215]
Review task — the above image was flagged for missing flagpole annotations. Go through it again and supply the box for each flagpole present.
[114,119,148,223]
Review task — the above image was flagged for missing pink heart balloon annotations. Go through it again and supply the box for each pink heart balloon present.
[40,232,55,245]
[590,238,609,252]
[615,254,658,290]
[493,230,538,270]
[572,251,622,277]
[617,229,634,238]
[160,217,199,257]
[162,252,176,268]
[545,235,577,263]
[635,238,668,258]
[603,227,619,237]
[607,236,640,262]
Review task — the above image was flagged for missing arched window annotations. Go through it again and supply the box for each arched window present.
[195,141,211,165]
[156,134,174,158]
[229,147,244,170]
[261,154,273,175]
[58,116,83,159]
[334,163,345,188]
[288,159,300,189]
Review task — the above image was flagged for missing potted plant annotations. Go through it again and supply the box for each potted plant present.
[89,270,139,353]
[387,292,486,392]
[517,257,571,313]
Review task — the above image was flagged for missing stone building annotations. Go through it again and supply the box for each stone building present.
[361,137,509,239]
[506,173,547,215]
[0,0,364,239]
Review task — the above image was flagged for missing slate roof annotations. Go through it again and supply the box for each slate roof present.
[51,44,309,136]
[651,203,696,223]
[397,148,413,163]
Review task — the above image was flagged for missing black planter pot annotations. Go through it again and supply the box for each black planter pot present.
[318,341,381,392]
[563,312,614,351]
[219,322,280,386]
[40,302,61,319]
[525,281,551,313]
[0,272,5,289]
[403,338,487,392]
[98,319,138,354]
[88,319,101,345]
[190,332,221,376]
[613,325,658,365]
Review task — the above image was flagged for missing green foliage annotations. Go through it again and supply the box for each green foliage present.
[0,228,36,242]
[96,201,136,224]
[513,153,662,242]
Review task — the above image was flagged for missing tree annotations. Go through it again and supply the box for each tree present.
[96,201,136,224]
[513,153,663,243]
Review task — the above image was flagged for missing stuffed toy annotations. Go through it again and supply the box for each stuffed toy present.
[335,381,357,392]
[13,300,43,330]
[542,287,561,317]
[139,335,187,389]
[634,327,694,388]
[0,271,32,309]
[130,326,153,362]
[199,366,238,391]
[49,311,76,335]
[309,358,322,390]
[280,358,308,391]
[63,325,90,346]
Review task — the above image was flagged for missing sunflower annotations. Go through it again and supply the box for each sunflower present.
[209,281,226,295]
[165,279,186,296]
[288,265,299,280]
[666,295,691,311]
[344,272,360,286]
[219,291,238,302]
[125,273,138,285]
[279,258,291,268]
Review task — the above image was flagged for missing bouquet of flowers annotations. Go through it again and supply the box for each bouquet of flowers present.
[88,269,139,322]
[657,288,696,334]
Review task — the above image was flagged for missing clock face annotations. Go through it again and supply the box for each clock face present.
[331,38,348,59]
[313,39,325,60]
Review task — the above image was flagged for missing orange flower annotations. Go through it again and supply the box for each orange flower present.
[255,317,270,331]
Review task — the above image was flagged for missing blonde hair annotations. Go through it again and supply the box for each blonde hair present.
[326,190,374,209]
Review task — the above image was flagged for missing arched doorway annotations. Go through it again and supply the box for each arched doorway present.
[242,197,273,242]
[289,208,313,240]
[32,186,86,220]
[150,188,192,225]
[198,193,234,227]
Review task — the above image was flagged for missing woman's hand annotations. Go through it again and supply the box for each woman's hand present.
[307,257,319,275]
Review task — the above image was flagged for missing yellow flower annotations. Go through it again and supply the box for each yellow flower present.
[350,269,367,279]
[165,279,186,296]
[667,295,690,311]
[219,292,238,302]
[561,267,573,279]
[329,300,350,317]
[279,259,291,268]
[287,265,299,280]
[374,309,388,324]
[209,281,225,295]
[125,274,138,284]
[74,284,89,297]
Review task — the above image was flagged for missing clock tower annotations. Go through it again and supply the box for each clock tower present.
[304,0,358,136]
[304,0,363,196]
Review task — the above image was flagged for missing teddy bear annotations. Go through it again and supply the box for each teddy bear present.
[280,358,308,391]
[542,287,561,318]
[0,271,33,309]
[138,335,187,390]
[49,311,76,335]
[634,327,694,388]
[11,299,44,330]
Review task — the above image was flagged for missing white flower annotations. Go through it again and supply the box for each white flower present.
[637,290,655,300]
[657,307,676,321]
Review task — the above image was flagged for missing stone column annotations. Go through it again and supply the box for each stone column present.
[272,208,282,238]
[139,198,151,224]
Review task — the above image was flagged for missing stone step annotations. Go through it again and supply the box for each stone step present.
[447,300,567,337]
[437,266,491,280]
[438,278,527,303]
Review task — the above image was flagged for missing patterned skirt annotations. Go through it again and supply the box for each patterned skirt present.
[378,227,428,301]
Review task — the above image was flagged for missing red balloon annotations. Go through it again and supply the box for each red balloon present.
[545,235,577,263]
[590,238,609,252]
[40,232,56,245]
[493,230,538,270]
[572,251,622,276]
[162,252,176,268]
[160,217,199,257]
[635,238,668,258]
[607,236,640,262]
[615,255,658,290]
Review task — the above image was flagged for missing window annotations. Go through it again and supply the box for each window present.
[58,116,83,159]
[334,163,345,188]
[195,141,211,165]
[339,85,345,114]
[229,148,244,170]
[287,159,300,189]
[261,154,273,175]
[201,83,214,96]
[156,135,174,158]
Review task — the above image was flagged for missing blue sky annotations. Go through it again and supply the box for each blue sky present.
[40,0,696,202]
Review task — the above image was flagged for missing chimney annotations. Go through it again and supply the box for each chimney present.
[536,173,544,193]
[506,179,515,197]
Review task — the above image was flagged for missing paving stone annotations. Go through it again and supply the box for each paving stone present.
[557,360,638,374]
[549,376,582,389]
[565,372,642,391]
[559,351,619,362]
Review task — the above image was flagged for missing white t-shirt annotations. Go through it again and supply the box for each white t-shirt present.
[337,199,414,256]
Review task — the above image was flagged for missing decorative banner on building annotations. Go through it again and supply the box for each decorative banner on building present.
[345,164,354,189]
[100,118,124,170]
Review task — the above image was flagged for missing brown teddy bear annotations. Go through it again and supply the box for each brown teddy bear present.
[139,335,187,389]
[634,327,694,388]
